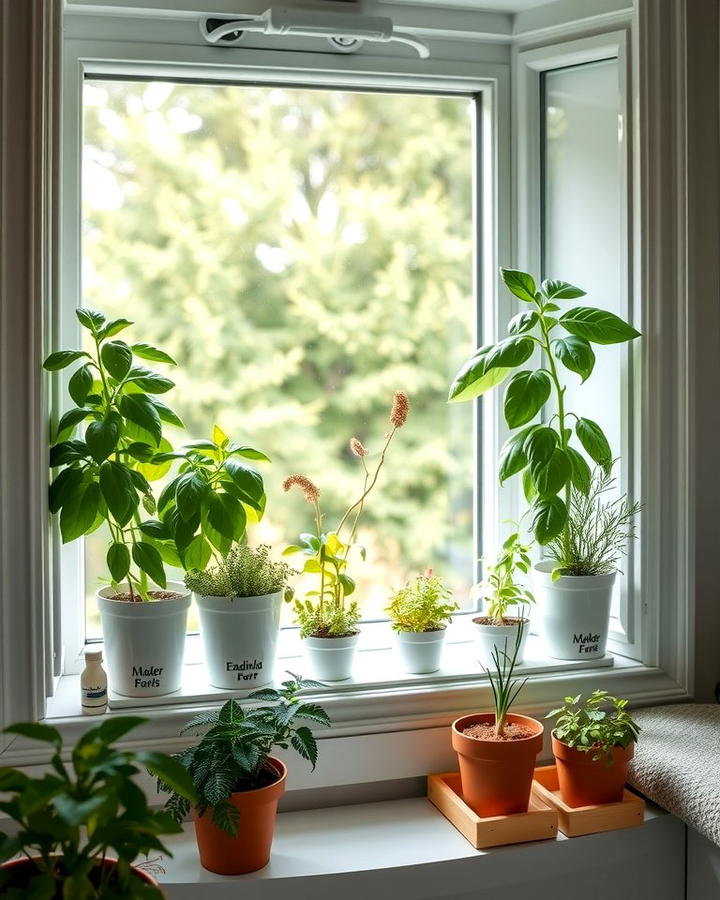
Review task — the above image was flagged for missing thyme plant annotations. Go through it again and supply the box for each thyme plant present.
[478,532,535,625]
[546,690,640,763]
[449,269,640,549]
[385,570,458,632]
[185,544,296,599]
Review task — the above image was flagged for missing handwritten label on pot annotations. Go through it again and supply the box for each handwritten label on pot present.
[132,665,164,689]
[226,659,263,682]
[573,633,600,654]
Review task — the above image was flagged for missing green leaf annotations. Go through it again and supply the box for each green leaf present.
[125,366,174,394]
[76,308,105,332]
[183,534,212,570]
[99,317,133,339]
[68,363,94,406]
[124,442,156,463]
[290,726,318,768]
[54,794,106,827]
[56,407,92,441]
[484,336,534,370]
[223,460,265,508]
[176,472,208,521]
[49,439,88,467]
[60,481,100,542]
[151,399,184,428]
[498,433,528,484]
[43,350,89,371]
[522,466,537,502]
[4,722,62,749]
[107,542,131,582]
[227,444,271,462]
[101,340,133,380]
[532,495,568,544]
[541,279,586,300]
[139,519,171,540]
[138,752,198,803]
[447,344,513,403]
[49,466,84,513]
[500,267,537,303]
[567,447,592,494]
[503,370,551,428]
[507,310,538,335]
[525,426,558,471]
[575,418,612,474]
[553,335,596,382]
[119,393,162,446]
[99,460,138,527]
[131,343,177,366]
[132,541,167,588]
[559,307,641,345]
[532,448,571,498]
[203,492,244,541]
[85,414,121,463]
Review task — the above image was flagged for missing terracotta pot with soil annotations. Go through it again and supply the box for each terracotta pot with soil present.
[552,734,634,807]
[193,757,288,875]
[1,856,163,897]
[452,712,544,817]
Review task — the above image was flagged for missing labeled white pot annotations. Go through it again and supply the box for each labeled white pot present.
[97,582,190,697]
[395,627,446,674]
[532,561,615,660]
[472,617,530,668]
[303,633,360,682]
[195,591,282,690]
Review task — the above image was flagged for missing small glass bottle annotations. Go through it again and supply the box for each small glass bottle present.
[81,650,108,715]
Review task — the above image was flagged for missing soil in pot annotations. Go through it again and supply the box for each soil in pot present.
[0,857,160,896]
[193,757,287,875]
[552,734,634,807]
[111,590,182,603]
[452,712,544,817]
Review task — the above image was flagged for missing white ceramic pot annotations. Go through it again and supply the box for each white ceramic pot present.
[472,617,529,668]
[303,632,360,682]
[195,591,282,690]
[532,561,615,660]
[395,628,446,674]
[97,582,190,697]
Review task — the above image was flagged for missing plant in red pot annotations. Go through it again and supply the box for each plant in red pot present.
[0,717,197,898]
[546,690,640,807]
[159,673,331,875]
[451,622,544,817]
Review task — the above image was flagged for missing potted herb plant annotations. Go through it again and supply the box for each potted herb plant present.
[159,674,331,875]
[451,622,543,817]
[283,391,409,681]
[534,469,640,659]
[0,717,197,898]
[546,690,640,807]
[185,545,296,690]
[385,570,458,674]
[472,531,535,667]
[449,269,641,660]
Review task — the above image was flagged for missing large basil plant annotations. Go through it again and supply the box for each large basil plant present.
[448,269,640,548]
[44,308,267,599]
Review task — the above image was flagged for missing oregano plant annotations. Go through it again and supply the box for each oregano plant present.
[449,269,640,548]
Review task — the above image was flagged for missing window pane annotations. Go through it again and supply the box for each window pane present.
[82,81,476,638]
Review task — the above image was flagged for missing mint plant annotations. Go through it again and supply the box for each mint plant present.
[449,269,640,548]
[546,690,640,763]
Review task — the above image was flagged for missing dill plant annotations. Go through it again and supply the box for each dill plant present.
[385,570,458,632]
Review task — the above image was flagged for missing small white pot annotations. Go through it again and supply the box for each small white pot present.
[532,561,615,660]
[195,591,282,690]
[303,633,360,682]
[472,618,530,668]
[394,628,446,674]
[97,582,190,697]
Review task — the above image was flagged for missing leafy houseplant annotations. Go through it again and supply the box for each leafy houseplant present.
[0,717,197,899]
[546,690,640,807]
[283,391,410,681]
[385,570,458,675]
[184,546,297,690]
[472,532,535,666]
[449,269,641,660]
[159,675,330,875]
[451,623,544,817]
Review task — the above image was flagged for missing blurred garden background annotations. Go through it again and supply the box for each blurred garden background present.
[82,79,475,635]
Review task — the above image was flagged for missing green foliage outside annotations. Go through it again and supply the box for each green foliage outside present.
[82,80,475,632]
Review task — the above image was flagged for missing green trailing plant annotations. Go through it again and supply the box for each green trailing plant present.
[159,674,330,837]
[486,619,527,738]
[283,392,409,638]
[0,717,197,899]
[385,570,458,632]
[546,690,640,763]
[478,531,535,625]
[546,468,640,577]
[44,310,268,598]
[184,544,296,599]
[449,269,641,550]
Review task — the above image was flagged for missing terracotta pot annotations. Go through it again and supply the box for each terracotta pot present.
[552,734,634,807]
[0,857,161,894]
[193,757,287,875]
[451,712,544,817]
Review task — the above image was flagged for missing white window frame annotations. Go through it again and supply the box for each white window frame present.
[0,1,697,783]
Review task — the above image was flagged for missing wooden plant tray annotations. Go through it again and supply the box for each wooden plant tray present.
[532,765,645,837]
[427,772,558,850]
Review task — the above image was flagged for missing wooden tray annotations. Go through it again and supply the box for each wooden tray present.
[427,772,558,849]
[532,765,645,837]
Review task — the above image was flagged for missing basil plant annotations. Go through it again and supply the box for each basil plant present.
[44,308,268,599]
[449,269,640,547]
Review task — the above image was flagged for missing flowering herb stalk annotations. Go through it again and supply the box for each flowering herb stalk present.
[283,392,409,638]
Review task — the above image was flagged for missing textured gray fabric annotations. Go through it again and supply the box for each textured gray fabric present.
[628,703,720,847]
